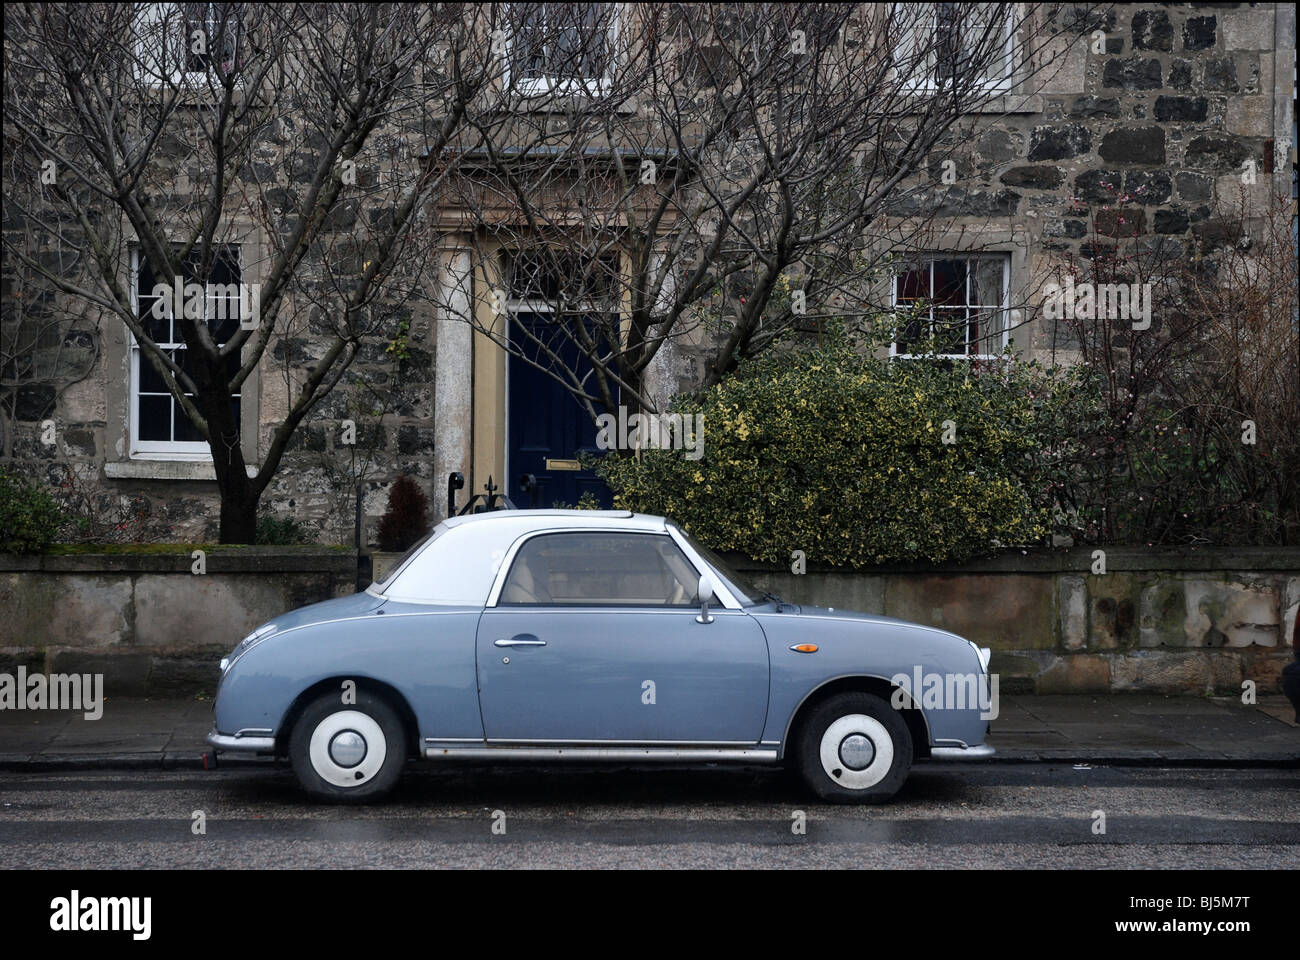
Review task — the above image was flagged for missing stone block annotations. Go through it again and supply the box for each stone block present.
[1059,576,1088,651]
[0,573,132,647]
[1099,126,1166,164]
[1089,573,1138,650]
[1028,124,1091,161]
[132,574,295,648]
[883,574,1056,650]
[1037,654,1111,693]
[1111,651,1210,693]
[1141,577,1281,648]
[1103,58,1162,90]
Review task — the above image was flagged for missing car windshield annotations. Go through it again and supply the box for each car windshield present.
[671,524,758,605]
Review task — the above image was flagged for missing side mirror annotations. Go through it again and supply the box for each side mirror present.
[696,574,715,624]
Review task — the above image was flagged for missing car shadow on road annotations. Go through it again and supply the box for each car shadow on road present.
[213,760,980,810]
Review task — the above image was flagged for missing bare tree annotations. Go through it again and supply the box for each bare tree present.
[443,2,1084,423]
[3,2,493,541]
[3,2,1092,540]
[1048,182,1299,545]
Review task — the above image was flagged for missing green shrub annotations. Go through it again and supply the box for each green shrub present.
[255,511,316,545]
[0,469,66,554]
[596,341,1090,567]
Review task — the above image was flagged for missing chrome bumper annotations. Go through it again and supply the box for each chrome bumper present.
[206,728,276,753]
[929,744,996,761]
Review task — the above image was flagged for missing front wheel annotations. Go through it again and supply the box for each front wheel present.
[289,690,407,803]
[795,692,912,803]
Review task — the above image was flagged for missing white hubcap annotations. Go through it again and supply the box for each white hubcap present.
[308,710,387,788]
[819,714,894,790]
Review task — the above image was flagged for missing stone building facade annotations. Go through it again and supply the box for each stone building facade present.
[1,3,1295,548]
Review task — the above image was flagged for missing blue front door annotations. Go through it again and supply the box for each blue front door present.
[507,312,613,508]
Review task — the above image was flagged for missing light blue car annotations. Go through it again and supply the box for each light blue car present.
[208,510,994,803]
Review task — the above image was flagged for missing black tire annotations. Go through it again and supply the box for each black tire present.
[288,689,407,803]
[795,692,912,803]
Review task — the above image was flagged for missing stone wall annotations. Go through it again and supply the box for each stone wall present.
[2,545,1293,697]
[734,546,1300,695]
[658,2,1296,389]
[0,548,356,696]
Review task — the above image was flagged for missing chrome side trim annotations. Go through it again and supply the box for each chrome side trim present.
[423,745,779,762]
[486,738,756,746]
[929,744,996,761]
[234,727,273,738]
[206,729,276,753]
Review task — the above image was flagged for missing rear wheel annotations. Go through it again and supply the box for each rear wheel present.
[795,692,912,803]
[289,690,406,803]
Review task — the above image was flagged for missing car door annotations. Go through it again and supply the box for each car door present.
[475,530,769,743]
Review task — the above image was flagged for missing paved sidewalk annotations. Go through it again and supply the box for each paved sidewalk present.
[0,694,1295,769]
[987,693,1296,763]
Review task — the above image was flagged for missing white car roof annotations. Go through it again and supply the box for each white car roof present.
[376,510,675,604]
[441,509,666,533]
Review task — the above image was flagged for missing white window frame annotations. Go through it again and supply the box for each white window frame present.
[894,2,1019,95]
[128,245,242,459]
[135,2,243,88]
[889,253,1011,360]
[504,2,619,99]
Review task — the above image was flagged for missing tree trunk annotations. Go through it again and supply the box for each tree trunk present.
[204,396,258,544]
[218,491,260,544]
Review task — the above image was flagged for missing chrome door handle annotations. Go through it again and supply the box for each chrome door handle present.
[495,636,546,647]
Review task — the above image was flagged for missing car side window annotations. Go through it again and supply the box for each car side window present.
[499,532,702,606]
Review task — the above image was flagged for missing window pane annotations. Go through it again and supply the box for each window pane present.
[933,308,969,354]
[180,2,241,72]
[516,3,548,78]
[969,257,1004,306]
[207,247,242,341]
[516,2,608,82]
[510,250,616,306]
[935,2,1009,84]
[174,398,204,443]
[137,255,172,343]
[138,394,172,441]
[140,303,171,345]
[138,349,172,394]
[501,533,699,605]
[894,266,928,302]
[931,260,966,304]
[895,314,925,353]
[971,308,1006,354]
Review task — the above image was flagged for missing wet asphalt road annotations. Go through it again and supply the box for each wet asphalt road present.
[1,762,1297,868]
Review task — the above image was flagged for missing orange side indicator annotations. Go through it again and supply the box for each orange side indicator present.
[790,643,819,653]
